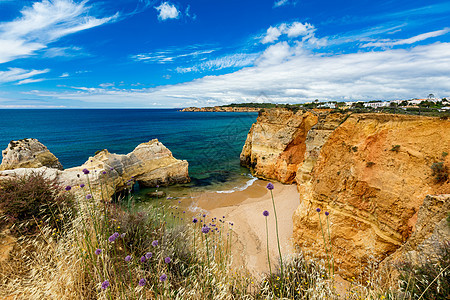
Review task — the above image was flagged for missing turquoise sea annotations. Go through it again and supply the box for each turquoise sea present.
[0,109,258,196]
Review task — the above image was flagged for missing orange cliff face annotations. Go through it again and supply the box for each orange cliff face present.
[241,109,450,277]
[240,108,319,183]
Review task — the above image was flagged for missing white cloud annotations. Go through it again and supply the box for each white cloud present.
[176,53,259,73]
[0,67,49,84]
[0,0,118,64]
[273,0,297,8]
[256,42,292,66]
[16,78,45,85]
[154,2,179,20]
[362,28,450,48]
[261,22,319,46]
[29,42,450,107]
[60,72,69,77]
[132,46,217,64]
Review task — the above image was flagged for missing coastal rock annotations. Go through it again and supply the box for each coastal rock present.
[292,114,450,277]
[0,139,190,201]
[0,138,63,171]
[240,108,318,183]
[380,194,450,269]
[181,106,260,112]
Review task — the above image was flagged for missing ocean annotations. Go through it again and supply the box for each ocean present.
[0,109,258,196]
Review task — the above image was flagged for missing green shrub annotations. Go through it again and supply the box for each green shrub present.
[390,145,400,152]
[0,172,74,236]
[431,162,449,183]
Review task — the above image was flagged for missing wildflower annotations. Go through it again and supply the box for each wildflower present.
[263,210,269,217]
[202,214,206,218]
[152,240,158,247]
[266,182,274,190]
[95,249,102,255]
[108,232,119,242]
[86,194,92,200]
[164,257,171,263]
[140,256,146,263]
[202,226,210,234]
[101,280,109,290]
[82,168,89,175]
[125,255,132,262]
[110,167,114,170]
[160,274,167,282]
[102,171,106,175]
[65,185,71,191]
[139,278,146,286]
[80,184,85,188]
[316,208,321,213]
[120,232,126,238]
[192,218,198,223]
[325,211,329,216]
[156,184,159,188]
[223,216,225,218]
[145,252,152,259]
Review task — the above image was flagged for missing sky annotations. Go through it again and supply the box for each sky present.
[0,0,449,108]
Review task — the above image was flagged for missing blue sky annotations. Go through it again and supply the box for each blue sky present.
[0,0,449,108]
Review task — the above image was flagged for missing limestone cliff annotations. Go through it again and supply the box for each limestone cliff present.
[0,139,190,200]
[181,106,260,112]
[241,109,450,277]
[240,108,319,183]
[0,138,63,171]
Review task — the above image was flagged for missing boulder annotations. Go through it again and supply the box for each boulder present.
[0,138,63,171]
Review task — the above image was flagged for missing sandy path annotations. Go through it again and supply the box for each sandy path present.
[195,180,300,277]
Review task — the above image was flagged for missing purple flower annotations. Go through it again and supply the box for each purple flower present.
[223,216,225,219]
[120,232,126,238]
[145,252,152,259]
[160,274,167,282]
[65,185,71,191]
[108,232,119,242]
[192,218,198,223]
[266,182,274,190]
[156,185,159,188]
[152,240,158,247]
[110,167,114,170]
[102,171,106,175]
[82,168,89,175]
[101,280,109,290]
[202,214,206,218]
[140,256,146,263]
[263,210,269,217]
[316,208,321,213]
[202,226,210,234]
[325,211,329,216]
[86,194,92,200]
[80,184,85,188]
[95,249,102,255]
[139,278,146,286]
[125,255,132,262]
[164,257,171,263]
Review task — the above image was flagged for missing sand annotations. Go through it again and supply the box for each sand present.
[194,180,300,277]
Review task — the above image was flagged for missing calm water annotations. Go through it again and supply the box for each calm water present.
[0,109,258,193]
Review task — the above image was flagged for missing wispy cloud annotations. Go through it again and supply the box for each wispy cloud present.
[0,67,49,84]
[0,0,118,64]
[131,45,218,64]
[273,0,297,8]
[361,28,450,48]
[175,53,259,73]
[154,2,179,20]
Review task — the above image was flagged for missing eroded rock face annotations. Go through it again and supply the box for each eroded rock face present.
[0,139,190,200]
[240,108,318,183]
[292,114,450,277]
[0,138,63,171]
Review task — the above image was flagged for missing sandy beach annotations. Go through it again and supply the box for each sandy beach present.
[195,180,300,277]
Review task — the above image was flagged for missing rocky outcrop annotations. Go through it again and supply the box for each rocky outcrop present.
[0,138,63,171]
[240,108,318,183]
[0,139,190,200]
[241,109,450,277]
[380,194,449,268]
[181,106,260,112]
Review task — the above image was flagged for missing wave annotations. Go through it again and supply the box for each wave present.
[215,174,258,194]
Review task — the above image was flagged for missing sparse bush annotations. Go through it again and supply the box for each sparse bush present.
[431,162,449,183]
[366,161,376,167]
[0,172,74,236]
[398,241,450,300]
[391,145,400,152]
